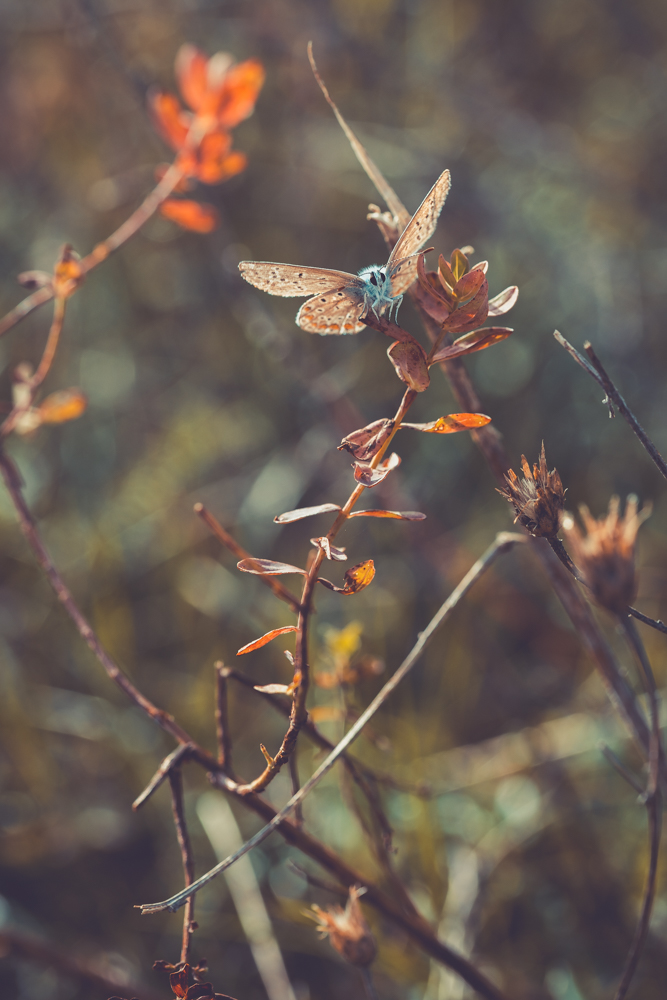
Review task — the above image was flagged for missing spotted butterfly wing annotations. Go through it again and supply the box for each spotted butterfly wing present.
[297,289,367,335]
[238,261,363,297]
[386,169,451,296]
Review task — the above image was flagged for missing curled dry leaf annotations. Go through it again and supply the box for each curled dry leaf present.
[160,199,219,232]
[237,558,306,576]
[430,327,513,365]
[488,285,519,316]
[353,452,401,488]
[254,678,299,695]
[387,340,430,392]
[338,419,393,462]
[348,509,426,520]
[274,503,341,524]
[402,413,492,433]
[236,625,298,656]
[319,559,375,595]
[310,537,347,561]
[470,260,489,275]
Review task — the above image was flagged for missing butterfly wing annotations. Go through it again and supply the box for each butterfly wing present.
[239,261,361,298]
[386,169,451,295]
[297,289,367,335]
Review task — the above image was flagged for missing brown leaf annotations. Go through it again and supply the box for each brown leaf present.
[442,279,488,334]
[402,413,492,433]
[237,558,306,576]
[237,626,298,655]
[430,327,512,364]
[274,503,341,524]
[353,452,401,488]
[318,559,376,595]
[387,340,430,392]
[338,419,393,461]
[453,268,486,303]
[310,537,347,561]
[488,285,519,316]
[348,509,426,520]
[470,260,489,274]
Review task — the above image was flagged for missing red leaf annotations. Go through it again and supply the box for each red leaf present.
[149,89,190,151]
[430,327,512,364]
[387,340,430,392]
[318,559,376,595]
[338,419,393,462]
[160,199,219,233]
[353,452,401,488]
[175,44,209,112]
[402,413,492,433]
[215,59,266,129]
[310,537,347,561]
[237,558,306,576]
[274,503,341,524]
[488,286,519,316]
[348,509,426,520]
[237,626,298,655]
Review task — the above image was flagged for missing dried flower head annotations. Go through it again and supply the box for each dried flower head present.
[310,886,377,967]
[561,495,651,615]
[499,443,565,537]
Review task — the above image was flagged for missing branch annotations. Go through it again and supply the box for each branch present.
[168,768,197,966]
[132,743,194,811]
[215,662,234,774]
[194,503,302,613]
[554,331,667,483]
[613,618,663,1000]
[137,530,522,914]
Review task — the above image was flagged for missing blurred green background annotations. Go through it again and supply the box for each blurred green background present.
[1,0,667,998]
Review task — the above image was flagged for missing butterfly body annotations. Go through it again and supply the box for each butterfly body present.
[239,168,451,335]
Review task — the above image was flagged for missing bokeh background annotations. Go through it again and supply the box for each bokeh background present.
[2,0,667,998]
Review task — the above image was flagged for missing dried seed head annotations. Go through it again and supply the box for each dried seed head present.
[561,495,651,615]
[499,443,565,537]
[310,886,376,967]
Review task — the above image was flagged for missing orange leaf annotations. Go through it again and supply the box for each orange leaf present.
[237,558,307,576]
[431,327,512,364]
[348,509,426,520]
[488,286,519,316]
[402,413,492,433]
[216,59,265,128]
[237,626,298,656]
[387,340,430,392]
[275,503,341,524]
[319,559,375,595]
[160,199,219,233]
[149,89,190,151]
[353,452,401,488]
[38,388,87,424]
[175,44,209,112]
[453,268,486,304]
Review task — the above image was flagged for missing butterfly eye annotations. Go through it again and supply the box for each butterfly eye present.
[379,272,386,283]
[369,273,378,286]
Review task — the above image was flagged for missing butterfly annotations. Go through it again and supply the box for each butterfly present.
[238,169,451,335]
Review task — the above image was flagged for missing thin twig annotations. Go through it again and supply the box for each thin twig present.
[133,743,194,811]
[168,767,197,966]
[613,618,663,1000]
[194,503,302,613]
[215,662,234,774]
[137,531,523,914]
[554,331,667,483]
[288,749,304,828]
[599,744,644,796]
[0,449,219,769]
[360,967,380,1000]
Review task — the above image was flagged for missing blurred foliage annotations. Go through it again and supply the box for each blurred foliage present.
[1,1,667,999]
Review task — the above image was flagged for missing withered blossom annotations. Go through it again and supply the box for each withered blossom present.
[561,496,651,615]
[499,443,565,537]
[310,886,377,967]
